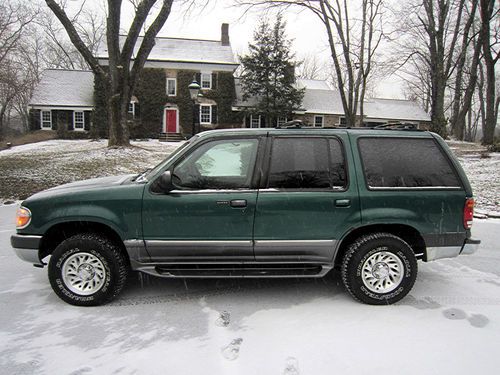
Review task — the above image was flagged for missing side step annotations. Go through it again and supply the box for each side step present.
[133,262,332,278]
[159,132,185,142]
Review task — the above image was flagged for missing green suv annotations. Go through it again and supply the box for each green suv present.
[11,127,480,306]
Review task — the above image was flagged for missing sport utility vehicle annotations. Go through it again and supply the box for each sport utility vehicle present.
[11,128,480,305]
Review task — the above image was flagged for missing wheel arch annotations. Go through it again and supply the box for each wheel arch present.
[334,224,426,267]
[39,221,129,264]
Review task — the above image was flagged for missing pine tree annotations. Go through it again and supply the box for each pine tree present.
[240,15,304,126]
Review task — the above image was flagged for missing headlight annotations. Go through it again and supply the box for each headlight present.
[16,207,32,229]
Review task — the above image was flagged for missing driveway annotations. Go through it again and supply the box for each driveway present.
[0,203,499,374]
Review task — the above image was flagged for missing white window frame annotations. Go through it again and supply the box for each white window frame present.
[338,116,347,126]
[277,117,288,127]
[199,104,212,124]
[41,110,52,129]
[314,115,324,127]
[73,111,85,131]
[128,102,135,117]
[250,114,261,128]
[167,78,177,96]
[201,73,212,89]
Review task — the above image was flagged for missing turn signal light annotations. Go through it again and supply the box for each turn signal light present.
[463,198,474,229]
[16,207,32,229]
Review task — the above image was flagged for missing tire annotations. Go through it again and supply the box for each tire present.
[341,232,417,305]
[48,233,128,306]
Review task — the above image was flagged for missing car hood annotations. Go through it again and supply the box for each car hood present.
[24,174,136,202]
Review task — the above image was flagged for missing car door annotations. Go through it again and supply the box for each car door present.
[253,134,361,263]
[142,136,262,262]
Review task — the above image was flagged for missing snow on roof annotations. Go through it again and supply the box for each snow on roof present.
[29,70,94,108]
[363,98,431,122]
[97,36,238,66]
[301,89,345,114]
[296,79,331,90]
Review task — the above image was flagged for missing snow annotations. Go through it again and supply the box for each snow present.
[0,202,499,374]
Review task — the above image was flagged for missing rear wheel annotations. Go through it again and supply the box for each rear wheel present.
[341,232,417,305]
[48,233,128,306]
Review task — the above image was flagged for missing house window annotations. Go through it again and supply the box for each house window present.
[167,78,177,96]
[200,104,212,124]
[201,73,212,89]
[277,117,288,127]
[314,115,324,127]
[250,115,261,128]
[128,102,135,117]
[41,111,52,129]
[74,111,84,131]
[339,117,347,126]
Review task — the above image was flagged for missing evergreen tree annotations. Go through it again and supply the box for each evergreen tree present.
[240,15,304,126]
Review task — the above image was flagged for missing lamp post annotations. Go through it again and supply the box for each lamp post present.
[188,80,201,136]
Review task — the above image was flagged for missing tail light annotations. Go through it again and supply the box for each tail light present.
[463,198,474,229]
[16,207,32,229]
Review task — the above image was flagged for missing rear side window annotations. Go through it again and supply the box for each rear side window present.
[268,137,346,189]
[358,137,461,188]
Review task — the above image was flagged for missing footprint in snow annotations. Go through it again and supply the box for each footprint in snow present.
[216,310,231,327]
[442,308,489,328]
[283,357,300,375]
[221,338,243,361]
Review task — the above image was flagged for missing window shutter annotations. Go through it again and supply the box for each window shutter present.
[261,116,266,128]
[135,103,140,117]
[245,114,250,128]
[195,73,201,85]
[68,111,74,130]
[84,111,91,131]
[211,105,218,124]
[52,110,59,131]
[32,110,41,130]
[194,104,200,123]
[212,73,217,90]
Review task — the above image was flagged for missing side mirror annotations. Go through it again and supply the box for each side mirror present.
[150,171,174,194]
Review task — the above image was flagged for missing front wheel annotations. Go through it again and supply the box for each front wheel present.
[341,233,417,305]
[48,233,128,306]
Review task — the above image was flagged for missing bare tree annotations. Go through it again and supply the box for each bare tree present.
[45,0,175,146]
[479,0,499,144]
[297,54,326,80]
[237,0,385,127]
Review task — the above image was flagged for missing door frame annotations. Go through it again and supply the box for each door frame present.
[163,106,179,133]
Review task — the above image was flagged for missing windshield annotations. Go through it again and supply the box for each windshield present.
[141,137,196,181]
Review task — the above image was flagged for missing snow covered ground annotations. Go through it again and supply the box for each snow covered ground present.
[0,202,499,374]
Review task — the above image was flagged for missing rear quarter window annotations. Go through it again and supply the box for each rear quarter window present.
[358,137,461,188]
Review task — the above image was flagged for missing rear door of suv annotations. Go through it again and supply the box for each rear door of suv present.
[253,132,361,263]
[352,132,468,253]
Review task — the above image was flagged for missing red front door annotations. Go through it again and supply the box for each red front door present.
[165,109,177,133]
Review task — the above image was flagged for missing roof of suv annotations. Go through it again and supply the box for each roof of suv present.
[197,127,435,139]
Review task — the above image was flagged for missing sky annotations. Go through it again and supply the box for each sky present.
[68,0,406,99]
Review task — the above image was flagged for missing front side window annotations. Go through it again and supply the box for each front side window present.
[268,137,346,189]
[200,105,211,124]
[314,115,324,127]
[358,137,461,188]
[173,139,259,190]
[250,115,261,128]
[41,111,52,129]
[74,111,84,130]
[167,78,176,96]
[201,73,212,89]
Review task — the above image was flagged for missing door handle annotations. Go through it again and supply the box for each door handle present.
[335,199,351,207]
[230,199,247,208]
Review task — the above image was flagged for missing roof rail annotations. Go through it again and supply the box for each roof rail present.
[276,120,304,129]
[374,122,420,130]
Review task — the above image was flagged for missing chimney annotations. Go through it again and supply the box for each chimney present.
[221,23,230,46]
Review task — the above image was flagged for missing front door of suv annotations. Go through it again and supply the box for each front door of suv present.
[142,137,262,262]
[253,134,361,263]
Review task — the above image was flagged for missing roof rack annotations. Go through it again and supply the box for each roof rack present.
[374,122,420,130]
[274,120,423,131]
[275,120,304,129]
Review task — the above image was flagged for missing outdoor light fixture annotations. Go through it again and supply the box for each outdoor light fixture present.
[188,80,201,136]
[188,80,201,100]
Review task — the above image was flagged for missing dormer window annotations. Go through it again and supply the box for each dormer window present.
[201,73,212,89]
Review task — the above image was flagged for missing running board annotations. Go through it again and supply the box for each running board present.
[131,261,332,278]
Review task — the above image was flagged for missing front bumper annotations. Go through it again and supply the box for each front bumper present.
[426,237,481,262]
[11,234,43,265]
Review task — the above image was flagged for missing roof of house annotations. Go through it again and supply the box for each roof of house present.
[363,98,431,121]
[29,70,94,108]
[96,36,238,66]
[296,79,331,90]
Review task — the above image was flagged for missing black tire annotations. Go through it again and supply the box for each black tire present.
[341,232,417,305]
[48,233,128,306]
